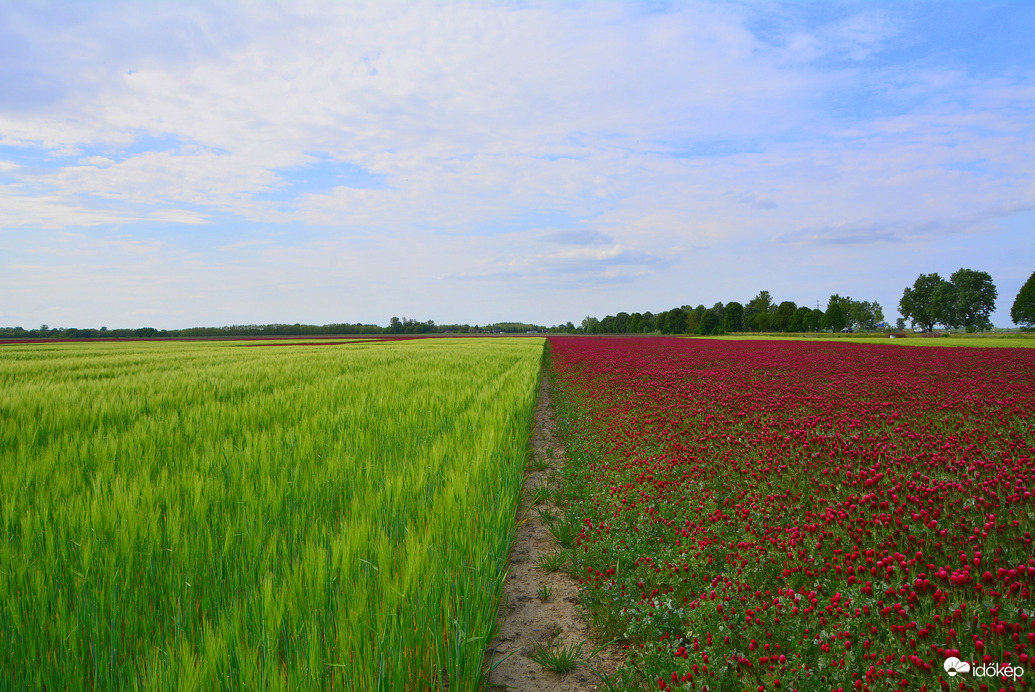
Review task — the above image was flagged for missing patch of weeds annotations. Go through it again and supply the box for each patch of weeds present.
[535,506,558,523]
[545,515,578,549]
[536,506,579,548]
[534,551,568,573]
[536,585,553,601]
[581,591,629,642]
[530,638,586,675]
[529,454,550,472]
[527,483,549,506]
[530,637,615,677]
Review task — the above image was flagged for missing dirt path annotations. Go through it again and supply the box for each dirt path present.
[486,370,625,691]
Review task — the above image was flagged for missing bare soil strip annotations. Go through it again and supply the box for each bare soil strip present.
[486,369,625,691]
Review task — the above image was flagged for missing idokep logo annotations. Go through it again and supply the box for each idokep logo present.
[944,655,1025,682]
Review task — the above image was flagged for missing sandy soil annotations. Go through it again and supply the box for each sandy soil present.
[485,372,626,691]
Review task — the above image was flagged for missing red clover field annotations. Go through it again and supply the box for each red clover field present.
[548,336,1034,692]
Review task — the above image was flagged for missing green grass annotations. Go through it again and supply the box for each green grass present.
[0,337,543,690]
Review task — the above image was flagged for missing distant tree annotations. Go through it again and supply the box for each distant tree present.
[789,306,810,332]
[824,297,847,332]
[895,317,906,331]
[750,290,774,313]
[582,316,600,333]
[1012,271,1035,328]
[774,301,797,332]
[697,309,721,335]
[848,300,884,331]
[685,307,702,334]
[743,290,774,331]
[899,273,948,332]
[657,307,688,334]
[753,312,774,332]
[941,268,997,331]
[723,302,744,332]
[628,312,644,333]
[825,294,853,328]
[710,302,725,325]
[804,308,824,332]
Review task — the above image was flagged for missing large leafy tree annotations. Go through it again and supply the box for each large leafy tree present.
[1012,271,1035,328]
[789,306,810,332]
[744,290,774,332]
[774,301,797,331]
[710,302,726,324]
[685,305,707,334]
[656,307,688,334]
[804,308,825,332]
[824,296,847,332]
[941,268,997,331]
[723,302,744,332]
[825,294,852,331]
[848,300,884,331]
[697,309,721,335]
[899,273,947,332]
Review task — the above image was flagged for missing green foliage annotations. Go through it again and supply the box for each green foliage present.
[743,290,774,332]
[1013,271,1035,327]
[804,308,825,332]
[824,295,847,332]
[788,306,810,332]
[696,309,722,335]
[941,268,998,331]
[773,301,796,331]
[0,338,543,690]
[847,299,884,331]
[899,272,948,331]
[723,302,744,332]
[684,305,706,334]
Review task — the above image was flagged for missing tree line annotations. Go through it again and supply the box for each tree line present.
[579,290,886,336]
[580,267,1034,335]
[3,268,1031,340]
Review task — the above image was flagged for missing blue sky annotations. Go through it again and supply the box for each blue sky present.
[1,1,1033,329]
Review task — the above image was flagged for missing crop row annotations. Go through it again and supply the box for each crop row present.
[548,336,1034,691]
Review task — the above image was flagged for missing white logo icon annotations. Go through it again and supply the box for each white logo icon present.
[944,657,971,677]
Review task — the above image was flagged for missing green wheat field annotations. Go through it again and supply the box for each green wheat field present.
[0,338,543,691]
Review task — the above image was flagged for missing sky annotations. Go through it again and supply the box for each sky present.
[1,1,1033,330]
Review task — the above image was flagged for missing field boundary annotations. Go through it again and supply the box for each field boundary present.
[486,355,625,691]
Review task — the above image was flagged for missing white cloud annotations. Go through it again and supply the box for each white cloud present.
[0,1,1032,327]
